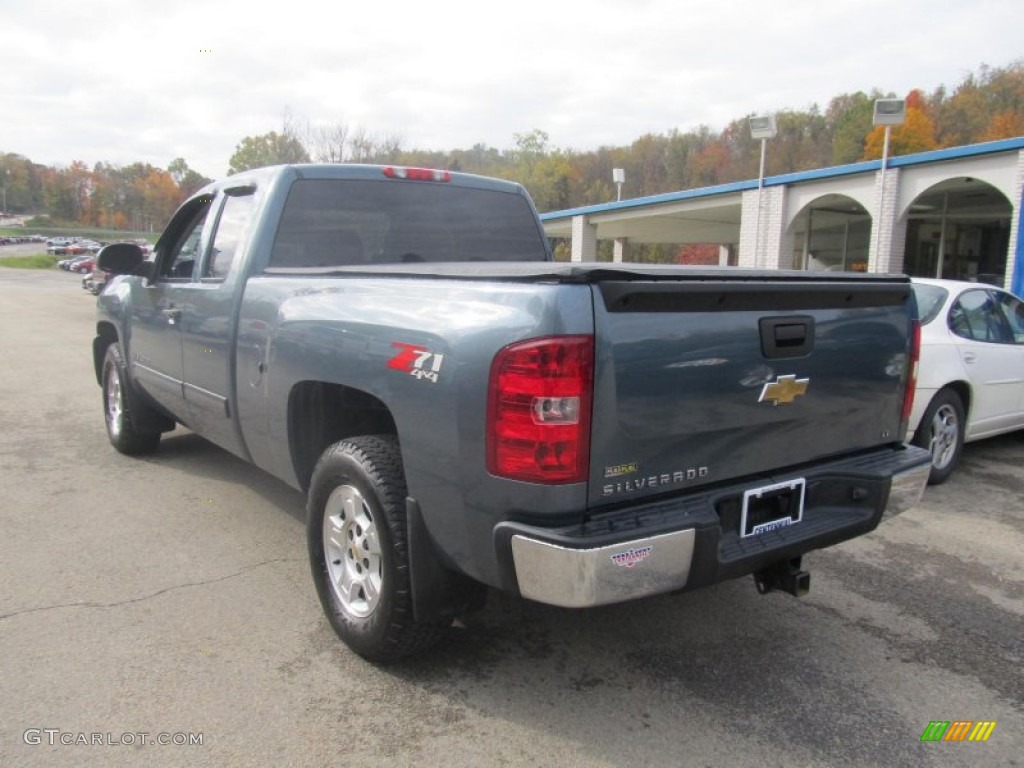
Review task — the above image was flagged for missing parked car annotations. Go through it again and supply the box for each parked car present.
[69,257,95,274]
[59,254,88,270]
[84,266,111,295]
[908,278,1024,483]
[59,254,93,271]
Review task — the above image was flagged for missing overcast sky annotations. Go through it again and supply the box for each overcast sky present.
[2,0,1020,179]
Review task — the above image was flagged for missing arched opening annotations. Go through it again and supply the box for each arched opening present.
[789,194,872,272]
[903,177,1012,285]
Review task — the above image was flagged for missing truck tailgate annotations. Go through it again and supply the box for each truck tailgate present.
[589,278,914,505]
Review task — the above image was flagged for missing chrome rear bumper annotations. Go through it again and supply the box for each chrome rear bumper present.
[510,529,696,608]
[505,448,931,609]
[882,461,931,519]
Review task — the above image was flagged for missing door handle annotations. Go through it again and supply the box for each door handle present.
[162,307,182,322]
[962,351,976,364]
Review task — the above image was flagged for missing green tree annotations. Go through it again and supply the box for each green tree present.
[826,92,876,165]
[168,157,213,197]
[227,131,310,175]
[0,153,45,213]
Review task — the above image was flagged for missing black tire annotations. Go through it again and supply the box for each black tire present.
[101,343,162,455]
[912,388,965,485]
[307,435,448,662]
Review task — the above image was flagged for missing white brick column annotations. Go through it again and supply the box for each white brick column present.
[613,238,630,263]
[571,215,597,262]
[1007,149,1024,293]
[739,186,786,269]
[869,167,902,273]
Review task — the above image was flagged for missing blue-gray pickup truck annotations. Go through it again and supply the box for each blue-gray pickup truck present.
[94,164,932,662]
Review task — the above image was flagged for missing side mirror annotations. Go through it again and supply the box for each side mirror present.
[97,243,144,275]
[135,260,156,282]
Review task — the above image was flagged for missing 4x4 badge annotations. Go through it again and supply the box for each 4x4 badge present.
[759,374,809,406]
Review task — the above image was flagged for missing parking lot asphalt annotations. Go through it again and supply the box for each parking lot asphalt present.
[0,267,1021,768]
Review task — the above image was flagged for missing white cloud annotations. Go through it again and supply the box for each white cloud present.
[1,0,1020,178]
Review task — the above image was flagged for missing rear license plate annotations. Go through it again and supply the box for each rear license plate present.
[740,479,805,537]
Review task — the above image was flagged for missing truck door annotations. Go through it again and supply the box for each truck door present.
[128,196,214,420]
[179,186,259,458]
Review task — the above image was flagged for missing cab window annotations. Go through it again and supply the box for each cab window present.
[204,192,257,279]
[156,196,214,280]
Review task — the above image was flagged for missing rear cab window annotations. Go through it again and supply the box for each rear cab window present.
[269,178,549,269]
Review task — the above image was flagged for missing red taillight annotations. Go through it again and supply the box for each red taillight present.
[487,336,594,484]
[901,319,920,430]
[382,166,451,182]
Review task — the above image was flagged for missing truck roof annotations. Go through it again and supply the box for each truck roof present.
[201,163,527,198]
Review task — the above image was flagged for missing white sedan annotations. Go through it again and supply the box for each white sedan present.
[908,278,1024,484]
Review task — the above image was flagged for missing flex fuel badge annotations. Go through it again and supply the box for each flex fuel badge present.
[611,547,653,568]
[388,343,445,383]
[604,463,640,479]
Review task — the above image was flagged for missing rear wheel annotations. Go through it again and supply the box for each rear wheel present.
[307,436,448,662]
[102,344,161,455]
[912,388,965,485]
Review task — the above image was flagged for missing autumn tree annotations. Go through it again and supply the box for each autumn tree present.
[138,168,181,231]
[862,90,939,160]
[982,110,1024,141]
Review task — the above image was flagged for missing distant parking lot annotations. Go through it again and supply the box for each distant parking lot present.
[0,240,47,257]
[0,268,1020,768]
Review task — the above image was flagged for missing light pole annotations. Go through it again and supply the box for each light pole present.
[872,98,906,269]
[749,115,777,268]
[612,168,625,202]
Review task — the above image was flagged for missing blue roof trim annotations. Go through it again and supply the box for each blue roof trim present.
[540,179,758,221]
[887,137,1024,167]
[540,137,1024,222]
[762,160,878,186]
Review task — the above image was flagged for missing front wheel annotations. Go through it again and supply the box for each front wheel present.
[912,388,965,485]
[307,436,448,662]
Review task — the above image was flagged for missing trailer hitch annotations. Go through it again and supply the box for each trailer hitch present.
[754,557,810,597]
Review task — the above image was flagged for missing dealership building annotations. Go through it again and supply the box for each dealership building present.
[541,137,1024,296]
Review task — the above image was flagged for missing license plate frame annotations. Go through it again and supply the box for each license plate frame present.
[740,478,806,538]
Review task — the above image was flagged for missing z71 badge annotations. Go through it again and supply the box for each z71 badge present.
[388,343,445,383]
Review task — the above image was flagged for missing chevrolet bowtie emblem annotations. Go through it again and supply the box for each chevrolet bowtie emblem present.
[759,374,809,406]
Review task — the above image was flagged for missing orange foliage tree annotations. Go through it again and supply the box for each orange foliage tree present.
[981,110,1024,142]
[862,90,939,160]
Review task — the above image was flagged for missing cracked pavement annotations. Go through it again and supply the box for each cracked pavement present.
[1,268,1021,767]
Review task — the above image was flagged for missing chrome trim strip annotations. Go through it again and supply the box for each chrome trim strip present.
[883,462,931,519]
[132,362,180,386]
[510,529,695,608]
[184,381,230,417]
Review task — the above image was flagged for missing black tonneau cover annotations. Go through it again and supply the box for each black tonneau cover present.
[263,262,912,285]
